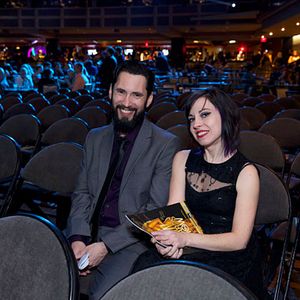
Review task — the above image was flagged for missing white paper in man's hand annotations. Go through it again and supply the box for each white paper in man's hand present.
[78,252,89,270]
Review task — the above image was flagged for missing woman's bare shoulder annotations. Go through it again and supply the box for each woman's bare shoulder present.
[174,149,191,162]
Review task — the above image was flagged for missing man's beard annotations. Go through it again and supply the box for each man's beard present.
[113,104,145,134]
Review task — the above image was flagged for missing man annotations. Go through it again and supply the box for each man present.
[114,45,125,65]
[98,46,118,91]
[155,51,170,74]
[66,60,180,299]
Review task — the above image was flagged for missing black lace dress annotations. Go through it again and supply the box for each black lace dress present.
[133,149,264,299]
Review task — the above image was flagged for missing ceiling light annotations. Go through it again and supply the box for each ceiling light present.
[296,22,300,26]
[281,27,285,31]
[269,32,273,36]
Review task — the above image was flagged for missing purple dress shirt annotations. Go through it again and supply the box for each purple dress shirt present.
[99,123,141,227]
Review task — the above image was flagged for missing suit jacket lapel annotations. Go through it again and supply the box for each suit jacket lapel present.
[120,119,152,193]
[95,124,115,200]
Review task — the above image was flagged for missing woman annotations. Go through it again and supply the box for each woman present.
[134,88,264,298]
[15,66,34,89]
[70,62,89,91]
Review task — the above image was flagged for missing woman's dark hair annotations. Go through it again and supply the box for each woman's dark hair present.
[184,87,240,156]
[112,60,154,98]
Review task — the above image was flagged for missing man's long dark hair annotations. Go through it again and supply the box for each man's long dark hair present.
[185,88,240,156]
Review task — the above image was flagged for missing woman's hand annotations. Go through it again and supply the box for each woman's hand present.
[152,230,188,249]
[155,243,184,259]
[151,230,187,259]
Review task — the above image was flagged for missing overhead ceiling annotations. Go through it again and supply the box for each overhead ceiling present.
[0,0,299,47]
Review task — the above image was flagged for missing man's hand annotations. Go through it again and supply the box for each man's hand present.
[71,240,87,260]
[71,241,91,276]
[85,242,108,268]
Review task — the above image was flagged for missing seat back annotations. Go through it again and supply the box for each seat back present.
[75,95,94,108]
[147,101,177,123]
[273,109,300,121]
[156,110,187,130]
[282,152,300,298]
[254,164,291,300]
[0,103,3,124]
[28,97,50,113]
[83,99,112,114]
[21,142,83,194]
[102,261,256,300]
[239,107,266,130]
[273,97,300,110]
[255,102,282,121]
[58,88,71,94]
[241,97,263,107]
[66,91,81,99]
[0,114,41,147]
[258,94,276,102]
[1,96,22,111]
[0,134,21,217]
[259,118,300,151]
[37,105,70,131]
[255,164,290,225]
[49,93,69,104]
[231,92,249,103]
[167,124,197,150]
[3,103,36,121]
[0,213,79,300]
[22,92,41,102]
[41,117,89,146]
[74,107,108,129]
[286,152,300,188]
[176,92,191,109]
[0,134,20,181]
[56,99,81,115]
[239,131,285,176]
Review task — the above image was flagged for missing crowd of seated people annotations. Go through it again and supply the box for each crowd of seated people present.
[0,45,126,96]
[0,44,299,101]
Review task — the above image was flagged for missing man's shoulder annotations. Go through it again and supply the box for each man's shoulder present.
[144,120,181,151]
[90,124,111,134]
[86,124,112,141]
[146,120,178,141]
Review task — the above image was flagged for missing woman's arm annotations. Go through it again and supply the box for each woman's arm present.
[167,150,190,205]
[152,164,260,254]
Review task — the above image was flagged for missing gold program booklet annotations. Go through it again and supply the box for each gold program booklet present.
[126,202,203,248]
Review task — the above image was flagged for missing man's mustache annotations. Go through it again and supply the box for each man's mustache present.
[116,105,137,112]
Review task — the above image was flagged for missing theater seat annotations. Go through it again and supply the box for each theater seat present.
[0,213,79,300]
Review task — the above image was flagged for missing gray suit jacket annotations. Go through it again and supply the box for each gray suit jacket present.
[66,119,180,253]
